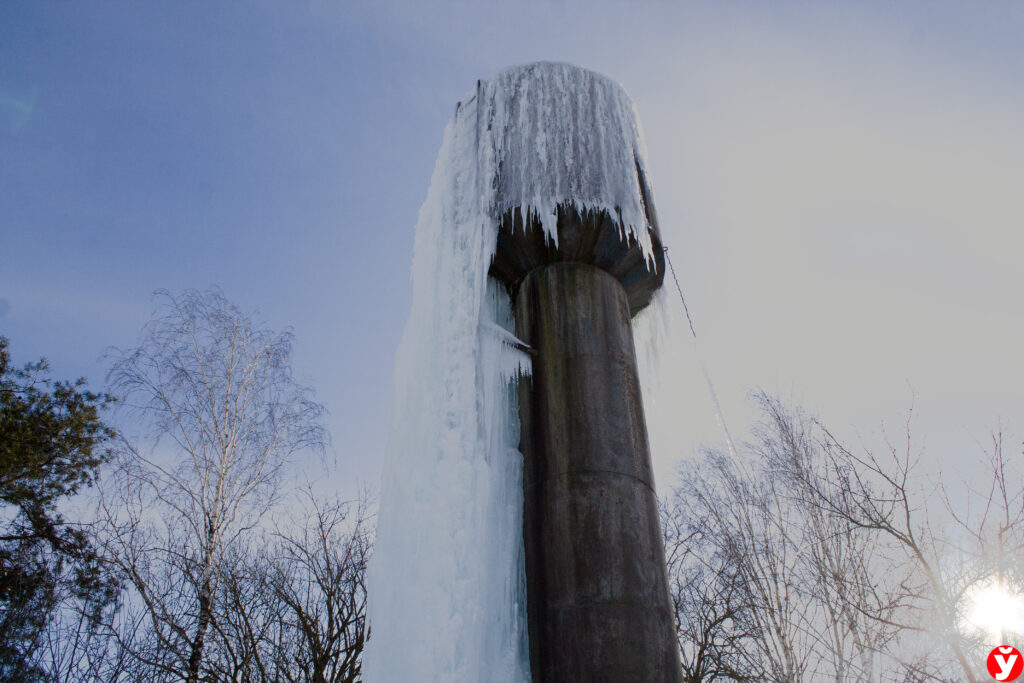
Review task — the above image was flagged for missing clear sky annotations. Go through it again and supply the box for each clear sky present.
[3,1,1023,495]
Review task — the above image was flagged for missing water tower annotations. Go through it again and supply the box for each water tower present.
[488,62,681,683]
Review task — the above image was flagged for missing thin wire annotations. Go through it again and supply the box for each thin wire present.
[662,246,739,460]
[664,246,697,340]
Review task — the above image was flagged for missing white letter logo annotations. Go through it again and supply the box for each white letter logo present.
[988,645,1024,681]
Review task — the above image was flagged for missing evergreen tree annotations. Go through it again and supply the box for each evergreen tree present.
[0,336,117,680]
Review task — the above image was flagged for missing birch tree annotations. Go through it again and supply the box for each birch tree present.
[101,288,326,683]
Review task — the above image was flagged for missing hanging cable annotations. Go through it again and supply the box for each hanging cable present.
[662,246,740,460]
[664,246,697,340]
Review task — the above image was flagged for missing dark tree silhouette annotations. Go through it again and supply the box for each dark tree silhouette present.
[0,336,118,681]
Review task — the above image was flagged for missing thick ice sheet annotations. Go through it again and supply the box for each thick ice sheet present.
[364,62,655,682]
[483,62,656,259]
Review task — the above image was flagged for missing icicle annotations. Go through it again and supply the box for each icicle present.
[486,62,656,262]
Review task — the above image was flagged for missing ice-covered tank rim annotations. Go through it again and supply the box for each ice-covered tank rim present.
[454,61,634,111]
[452,60,657,267]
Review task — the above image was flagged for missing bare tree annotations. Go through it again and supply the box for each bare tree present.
[667,394,918,682]
[662,494,757,682]
[669,392,1024,682]
[671,448,818,681]
[265,493,370,683]
[205,491,371,683]
[942,429,1024,645]
[99,288,326,683]
[801,409,1024,681]
[35,591,133,683]
[755,395,905,682]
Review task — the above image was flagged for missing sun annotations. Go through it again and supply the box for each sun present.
[964,579,1024,641]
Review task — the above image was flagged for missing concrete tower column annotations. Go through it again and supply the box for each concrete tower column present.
[491,206,681,682]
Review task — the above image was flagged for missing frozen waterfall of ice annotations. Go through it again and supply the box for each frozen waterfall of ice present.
[363,62,658,683]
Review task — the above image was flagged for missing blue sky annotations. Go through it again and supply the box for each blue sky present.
[3,1,1023,493]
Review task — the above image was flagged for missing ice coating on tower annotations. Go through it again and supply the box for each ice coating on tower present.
[482,62,656,259]
[363,62,657,683]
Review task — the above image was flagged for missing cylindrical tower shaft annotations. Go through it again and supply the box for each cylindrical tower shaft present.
[480,61,680,682]
[514,262,678,682]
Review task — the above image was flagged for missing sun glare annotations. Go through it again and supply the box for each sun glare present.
[965,580,1024,640]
